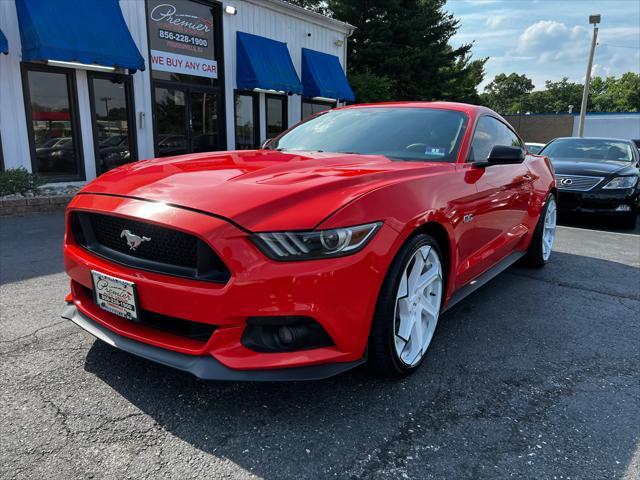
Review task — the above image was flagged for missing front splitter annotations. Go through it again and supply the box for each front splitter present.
[62,305,364,381]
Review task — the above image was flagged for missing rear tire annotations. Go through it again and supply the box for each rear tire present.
[367,234,444,378]
[522,194,557,268]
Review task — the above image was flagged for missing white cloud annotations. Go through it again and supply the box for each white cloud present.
[485,14,508,29]
[514,20,591,64]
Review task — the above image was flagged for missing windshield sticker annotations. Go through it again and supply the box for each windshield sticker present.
[426,147,446,157]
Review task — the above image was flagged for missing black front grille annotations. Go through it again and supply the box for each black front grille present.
[71,212,230,282]
[90,213,197,268]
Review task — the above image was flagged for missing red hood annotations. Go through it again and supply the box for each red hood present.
[81,150,452,231]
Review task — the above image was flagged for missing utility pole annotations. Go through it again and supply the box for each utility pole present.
[578,14,600,137]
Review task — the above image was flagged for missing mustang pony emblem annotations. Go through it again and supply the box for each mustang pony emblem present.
[120,229,151,251]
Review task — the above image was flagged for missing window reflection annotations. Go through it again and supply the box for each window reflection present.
[302,100,335,120]
[235,93,257,149]
[266,95,287,140]
[91,76,135,174]
[27,68,82,178]
[155,87,187,157]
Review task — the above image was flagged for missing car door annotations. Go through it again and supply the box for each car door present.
[455,115,533,286]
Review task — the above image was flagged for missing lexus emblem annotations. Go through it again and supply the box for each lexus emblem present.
[120,229,151,251]
[560,178,573,186]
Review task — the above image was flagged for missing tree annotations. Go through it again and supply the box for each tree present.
[290,0,486,102]
[481,73,534,114]
[591,73,640,112]
[332,0,486,101]
[536,77,583,113]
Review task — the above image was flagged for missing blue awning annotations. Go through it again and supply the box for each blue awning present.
[15,0,144,71]
[236,32,302,94]
[0,29,7,54]
[301,48,355,102]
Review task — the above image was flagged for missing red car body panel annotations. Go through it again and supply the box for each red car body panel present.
[63,102,555,378]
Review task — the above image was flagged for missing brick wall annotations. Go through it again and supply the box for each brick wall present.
[503,115,575,144]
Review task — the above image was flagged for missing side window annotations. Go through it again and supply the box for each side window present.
[495,120,523,149]
[468,116,496,162]
[469,116,523,162]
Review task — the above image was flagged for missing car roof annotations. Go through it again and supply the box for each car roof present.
[550,136,634,144]
[337,101,495,117]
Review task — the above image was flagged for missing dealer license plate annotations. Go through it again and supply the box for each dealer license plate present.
[91,270,139,321]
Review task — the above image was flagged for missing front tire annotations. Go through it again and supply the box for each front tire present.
[523,193,557,268]
[367,234,444,378]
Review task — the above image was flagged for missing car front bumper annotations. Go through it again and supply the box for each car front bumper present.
[558,188,639,215]
[63,193,395,378]
[62,304,364,381]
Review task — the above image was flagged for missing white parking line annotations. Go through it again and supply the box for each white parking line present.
[557,225,639,237]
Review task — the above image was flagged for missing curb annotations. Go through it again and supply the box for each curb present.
[0,195,74,217]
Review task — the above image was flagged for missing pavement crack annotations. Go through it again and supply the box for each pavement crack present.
[506,271,640,302]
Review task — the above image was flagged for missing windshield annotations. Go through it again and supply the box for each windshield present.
[271,107,469,163]
[526,144,543,154]
[541,138,633,162]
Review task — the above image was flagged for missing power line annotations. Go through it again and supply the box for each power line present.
[600,43,640,50]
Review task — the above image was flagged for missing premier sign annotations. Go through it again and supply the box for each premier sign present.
[146,0,217,79]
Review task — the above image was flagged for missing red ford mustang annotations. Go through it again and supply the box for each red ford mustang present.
[62,102,557,380]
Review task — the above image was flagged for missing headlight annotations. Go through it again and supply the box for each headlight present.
[252,222,382,260]
[602,176,638,189]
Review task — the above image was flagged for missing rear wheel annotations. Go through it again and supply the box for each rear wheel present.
[523,194,557,268]
[367,234,444,377]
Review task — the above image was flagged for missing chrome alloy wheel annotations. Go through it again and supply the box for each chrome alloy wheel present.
[393,245,443,367]
[542,197,557,261]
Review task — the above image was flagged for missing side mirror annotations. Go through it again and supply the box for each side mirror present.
[475,145,525,167]
[261,138,274,150]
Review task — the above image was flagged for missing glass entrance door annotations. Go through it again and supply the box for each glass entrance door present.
[154,85,223,157]
[155,86,188,157]
[89,73,137,175]
[190,90,220,153]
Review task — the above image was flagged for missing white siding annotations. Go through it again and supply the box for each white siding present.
[572,113,640,140]
[119,0,156,161]
[0,0,30,171]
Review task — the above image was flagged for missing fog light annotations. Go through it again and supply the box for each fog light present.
[242,316,334,352]
[278,325,295,345]
[616,205,631,212]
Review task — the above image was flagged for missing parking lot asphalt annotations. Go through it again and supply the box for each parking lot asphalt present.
[1,212,638,480]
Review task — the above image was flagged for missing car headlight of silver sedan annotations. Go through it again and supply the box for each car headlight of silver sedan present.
[252,222,382,260]
[602,176,638,189]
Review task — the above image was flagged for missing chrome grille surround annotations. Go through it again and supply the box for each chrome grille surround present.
[555,174,604,192]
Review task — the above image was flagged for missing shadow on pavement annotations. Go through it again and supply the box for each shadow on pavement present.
[83,251,640,479]
[558,212,640,235]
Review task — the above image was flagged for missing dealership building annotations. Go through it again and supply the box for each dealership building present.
[0,0,355,183]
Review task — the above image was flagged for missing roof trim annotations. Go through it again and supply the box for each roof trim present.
[242,0,355,34]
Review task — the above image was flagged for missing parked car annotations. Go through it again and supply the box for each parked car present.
[62,102,557,380]
[525,142,546,154]
[540,137,639,228]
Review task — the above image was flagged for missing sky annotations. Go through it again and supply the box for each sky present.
[446,0,640,91]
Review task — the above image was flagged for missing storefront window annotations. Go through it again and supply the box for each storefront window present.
[266,95,287,140]
[89,74,136,175]
[23,65,83,180]
[235,92,258,149]
[302,99,335,119]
